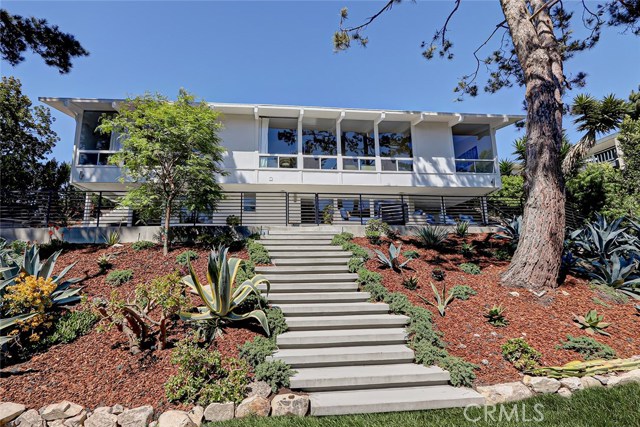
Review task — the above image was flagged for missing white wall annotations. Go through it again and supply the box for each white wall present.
[412,122,456,174]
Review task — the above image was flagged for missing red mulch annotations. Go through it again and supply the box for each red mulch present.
[0,244,261,409]
[354,235,640,386]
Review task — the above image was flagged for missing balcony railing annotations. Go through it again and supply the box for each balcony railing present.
[258,155,297,169]
[455,159,495,173]
[77,150,119,166]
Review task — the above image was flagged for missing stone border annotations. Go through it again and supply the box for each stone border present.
[475,368,640,405]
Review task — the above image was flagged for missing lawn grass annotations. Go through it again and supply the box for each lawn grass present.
[208,383,639,427]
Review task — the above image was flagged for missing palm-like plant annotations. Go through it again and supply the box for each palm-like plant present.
[562,93,630,175]
[499,158,515,176]
[512,134,572,170]
[180,246,270,340]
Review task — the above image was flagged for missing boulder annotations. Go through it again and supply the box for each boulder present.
[149,422,157,427]
[475,382,533,405]
[117,406,154,427]
[110,406,125,416]
[235,396,270,418]
[63,411,86,427]
[580,376,603,389]
[203,403,234,422]
[187,407,203,427]
[157,411,195,427]
[559,377,583,392]
[593,375,609,385]
[529,377,561,394]
[246,381,272,399]
[41,403,83,421]
[607,369,640,388]
[0,403,27,426]
[557,387,572,398]
[91,408,111,415]
[271,394,309,417]
[9,409,43,427]
[84,412,118,427]
[46,421,65,427]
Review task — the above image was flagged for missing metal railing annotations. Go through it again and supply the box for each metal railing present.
[0,190,584,229]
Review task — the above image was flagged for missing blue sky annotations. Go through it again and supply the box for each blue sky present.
[2,1,639,162]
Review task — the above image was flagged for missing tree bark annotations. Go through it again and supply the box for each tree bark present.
[163,202,171,256]
[500,0,566,290]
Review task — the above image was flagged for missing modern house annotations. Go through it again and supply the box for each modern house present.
[40,98,523,227]
[587,132,625,169]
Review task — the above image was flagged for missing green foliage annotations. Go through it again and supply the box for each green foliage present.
[322,204,334,225]
[131,240,155,251]
[365,229,383,245]
[363,281,389,302]
[494,216,521,252]
[342,242,370,259]
[454,221,469,238]
[490,174,524,202]
[439,356,478,387]
[502,338,542,372]
[559,335,617,360]
[247,240,271,264]
[235,260,256,286]
[460,242,476,257]
[357,268,382,287]
[374,243,410,272]
[493,248,512,261]
[450,285,476,300]
[239,335,277,368]
[348,256,366,273]
[97,254,112,273]
[591,283,629,304]
[431,267,446,281]
[226,215,241,226]
[331,232,354,246]
[10,240,28,255]
[45,310,98,345]
[618,112,640,197]
[103,230,120,246]
[484,305,509,327]
[176,250,199,266]
[402,275,419,290]
[403,250,420,259]
[499,158,515,176]
[265,306,288,337]
[574,310,611,336]
[414,225,449,248]
[254,360,295,393]
[165,337,250,405]
[105,269,133,286]
[459,262,481,275]
[419,282,457,317]
[180,246,270,340]
[365,219,389,245]
[413,341,448,365]
[384,292,413,314]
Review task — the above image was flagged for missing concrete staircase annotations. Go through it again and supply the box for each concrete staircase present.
[258,230,484,416]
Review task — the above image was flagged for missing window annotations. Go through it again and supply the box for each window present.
[79,111,116,151]
[243,193,256,212]
[265,118,298,155]
[378,122,412,158]
[452,123,495,174]
[302,118,337,155]
[341,119,375,157]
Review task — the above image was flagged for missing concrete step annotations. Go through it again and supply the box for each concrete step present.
[285,314,410,331]
[276,302,389,317]
[262,245,345,252]
[261,239,334,246]
[263,234,334,241]
[291,364,450,391]
[270,344,415,368]
[272,257,352,266]
[267,292,369,304]
[277,328,407,348]
[267,251,352,259]
[256,265,349,274]
[265,273,358,283]
[258,282,359,293]
[309,385,485,416]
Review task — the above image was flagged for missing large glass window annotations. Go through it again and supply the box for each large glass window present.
[341,120,375,157]
[452,123,495,173]
[79,111,116,151]
[266,118,298,155]
[302,118,337,155]
[378,122,413,158]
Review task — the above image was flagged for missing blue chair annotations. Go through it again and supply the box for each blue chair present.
[459,214,478,225]
[425,214,436,225]
[439,214,456,225]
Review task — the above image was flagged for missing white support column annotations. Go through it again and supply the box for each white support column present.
[83,193,92,225]
[374,112,385,172]
[297,109,304,170]
[336,111,345,171]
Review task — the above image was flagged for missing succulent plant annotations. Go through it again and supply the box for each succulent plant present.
[574,309,611,336]
[374,243,410,272]
[533,357,640,378]
[484,305,508,327]
[414,225,449,248]
[402,275,419,290]
[431,267,446,281]
[419,282,456,317]
[454,221,470,238]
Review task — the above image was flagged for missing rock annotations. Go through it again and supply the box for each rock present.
[41,402,83,421]
[593,375,609,385]
[63,411,86,427]
[203,403,234,423]
[271,394,309,417]
[110,406,125,416]
[580,376,603,389]
[522,375,532,386]
[235,396,270,418]
[47,420,65,427]
[149,422,157,427]
[508,291,520,297]
[246,381,272,399]
[91,408,111,415]
[476,382,533,405]
[187,407,203,427]
[607,369,640,388]
[557,387,572,398]
[473,334,480,338]
[560,377,583,392]
[481,359,489,366]
[0,403,27,425]
[529,377,561,394]
[490,332,498,337]
[561,290,570,296]
[457,343,467,349]
[9,409,44,427]
[84,412,117,427]
[157,411,195,427]
[117,406,154,427]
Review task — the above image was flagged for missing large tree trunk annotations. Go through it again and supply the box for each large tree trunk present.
[163,203,171,256]
[500,0,566,290]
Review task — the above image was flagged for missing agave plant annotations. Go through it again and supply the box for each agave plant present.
[454,221,470,238]
[570,214,638,263]
[419,282,455,316]
[374,243,410,272]
[589,256,640,299]
[484,305,509,327]
[180,246,270,340]
[494,216,522,250]
[574,310,611,336]
[0,312,38,346]
[414,225,449,248]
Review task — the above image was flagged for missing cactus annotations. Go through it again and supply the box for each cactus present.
[533,357,640,378]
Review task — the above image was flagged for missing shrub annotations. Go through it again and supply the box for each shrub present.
[384,292,413,314]
[105,269,133,286]
[165,338,250,405]
[254,360,295,393]
[450,285,476,300]
[408,318,442,348]
[10,240,27,255]
[591,283,629,304]
[402,275,419,290]
[403,250,420,259]
[331,232,354,246]
[176,250,199,266]
[247,240,271,264]
[322,204,334,225]
[559,335,617,360]
[454,221,470,238]
[235,260,256,286]
[414,225,449,248]
[3,275,58,343]
[484,305,508,327]
[460,242,476,258]
[493,248,512,261]
[239,336,277,368]
[97,254,113,273]
[348,256,366,273]
[365,219,389,245]
[502,338,542,372]
[343,242,370,259]
[413,341,448,365]
[131,240,155,251]
[45,310,98,345]
[357,268,382,287]
[386,227,400,241]
[365,229,382,245]
[226,215,241,226]
[439,355,478,387]
[459,263,481,275]
[374,243,410,272]
[431,267,446,281]
[363,282,389,302]
[266,307,288,337]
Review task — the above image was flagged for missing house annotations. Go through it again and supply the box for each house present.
[586,132,625,169]
[39,98,523,227]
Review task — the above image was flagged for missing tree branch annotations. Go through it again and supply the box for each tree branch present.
[340,0,396,33]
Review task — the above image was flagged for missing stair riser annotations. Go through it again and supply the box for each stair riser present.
[310,396,486,416]
[258,284,359,293]
[272,259,352,266]
[273,355,415,369]
[267,296,369,304]
[292,378,450,392]
[277,337,407,348]
[267,252,351,259]
[286,322,407,331]
[279,308,389,317]
[262,240,333,246]
[265,275,358,283]
[257,266,350,274]
[263,246,345,252]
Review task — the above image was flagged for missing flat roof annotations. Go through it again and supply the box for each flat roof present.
[39,97,525,129]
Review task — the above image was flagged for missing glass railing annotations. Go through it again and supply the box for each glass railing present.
[342,157,376,171]
[455,159,495,173]
[77,150,118,166]
[380,158,413,172]
[302,155,338,170]
[259,155,298,169]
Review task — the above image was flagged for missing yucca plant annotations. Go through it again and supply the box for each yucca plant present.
[574,310,611,336]
[374,243,410,272]
[180,246,270,340]
[102,230,121,246]
[414,225,449,248]
[454,221,469,238]
[419,282,455,316]
[484,305,509,327]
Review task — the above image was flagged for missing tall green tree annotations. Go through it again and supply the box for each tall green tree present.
[0,76,69,194]
[333,1,638,290]
[97,90,226,255]
[0,9,88,73]
[617,87,640,196]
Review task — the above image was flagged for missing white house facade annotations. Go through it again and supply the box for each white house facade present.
[587,133,625,169]
[40,98,523,226]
